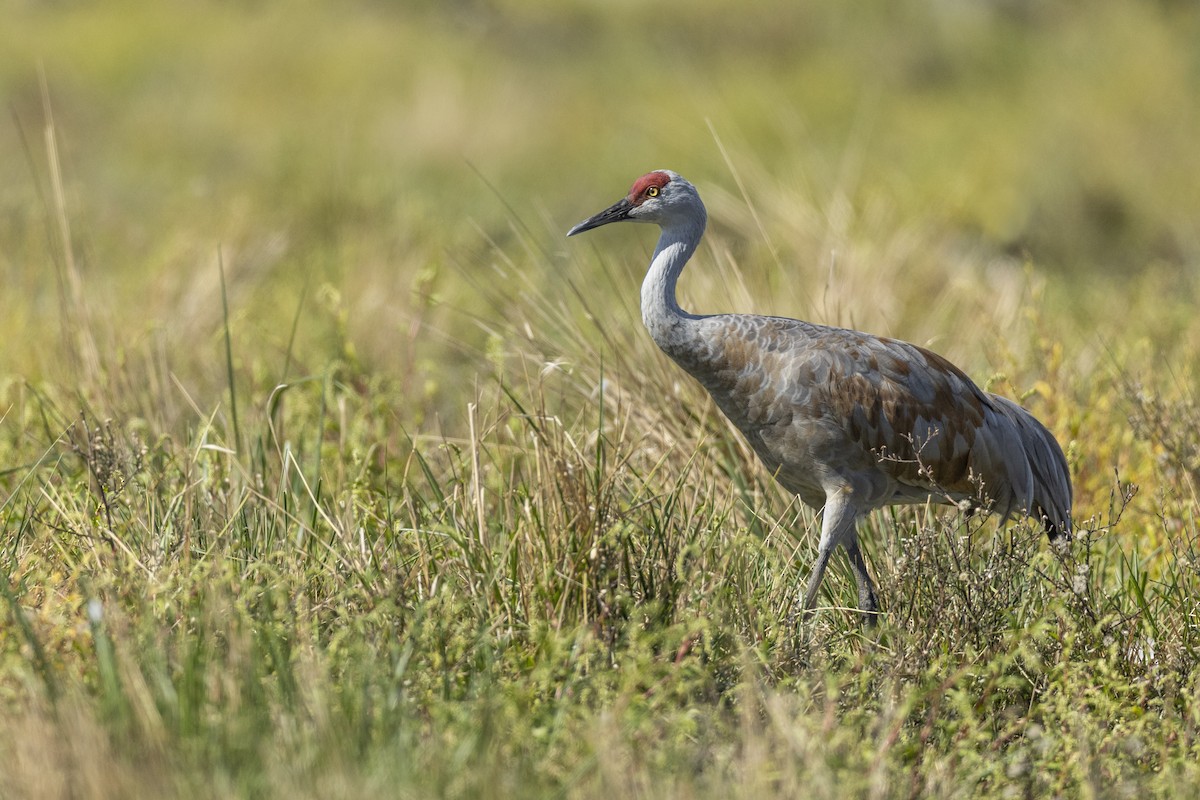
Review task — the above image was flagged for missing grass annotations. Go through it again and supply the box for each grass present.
[2,1,1200,797]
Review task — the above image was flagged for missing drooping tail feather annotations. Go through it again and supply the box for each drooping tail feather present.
[990,395,1073,540]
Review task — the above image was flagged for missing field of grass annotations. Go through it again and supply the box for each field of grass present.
[2,1,1200,797]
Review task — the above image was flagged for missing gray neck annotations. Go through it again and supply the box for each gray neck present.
[640,217,706,354]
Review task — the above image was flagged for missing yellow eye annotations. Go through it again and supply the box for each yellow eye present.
[646,186,659,198]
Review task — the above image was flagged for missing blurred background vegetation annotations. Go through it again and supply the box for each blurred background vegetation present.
[2,1,1200,797]
[3,1,1198,390]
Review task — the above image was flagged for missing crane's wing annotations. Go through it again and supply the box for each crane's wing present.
[686,315,1071,535]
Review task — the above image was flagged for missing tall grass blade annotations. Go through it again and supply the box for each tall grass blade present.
[218,249,243,456]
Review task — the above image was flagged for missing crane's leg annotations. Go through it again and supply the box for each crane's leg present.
[845,538,880,626]
[800,547,835,615]
[799,489,859,617]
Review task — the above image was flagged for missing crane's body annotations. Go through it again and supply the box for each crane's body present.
[568,170,1072,623]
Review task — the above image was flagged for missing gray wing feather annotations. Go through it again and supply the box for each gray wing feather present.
[987,395,1073,538]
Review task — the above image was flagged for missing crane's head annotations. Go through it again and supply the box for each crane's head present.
[567,170,706,236]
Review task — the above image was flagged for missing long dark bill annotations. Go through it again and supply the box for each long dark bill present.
[566,197,633,236]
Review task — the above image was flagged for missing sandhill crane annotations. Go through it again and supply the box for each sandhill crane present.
[567,170,1072,624]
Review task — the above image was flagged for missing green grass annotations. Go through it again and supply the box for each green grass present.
[2,1,1200,797]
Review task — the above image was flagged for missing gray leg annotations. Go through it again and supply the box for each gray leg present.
[799,489,859,617]
[845,538,880,626]
[800,546,836,614]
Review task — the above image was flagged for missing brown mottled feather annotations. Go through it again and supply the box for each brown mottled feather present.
[671,314,1070,534]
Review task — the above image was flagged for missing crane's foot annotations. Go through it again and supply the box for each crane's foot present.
[783,601,813,636]
[781,605,819,669]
